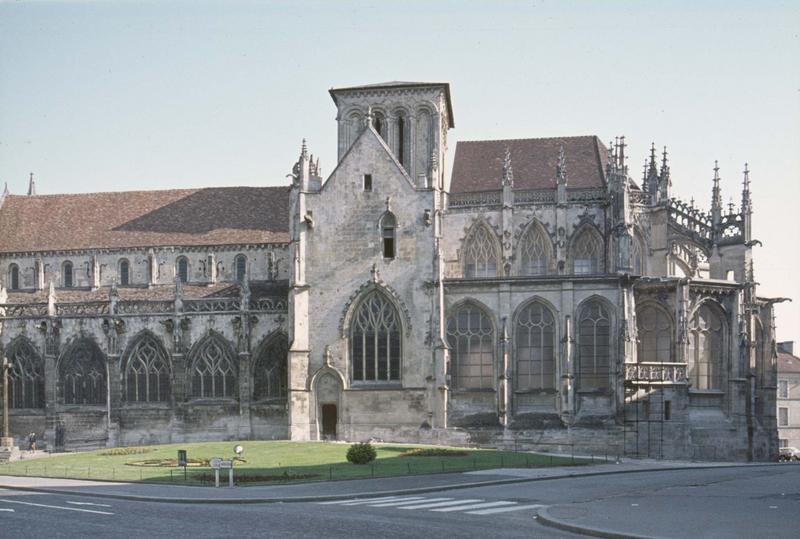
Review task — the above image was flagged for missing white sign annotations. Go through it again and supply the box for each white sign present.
[209,458,222,470]
[220,459,233,469]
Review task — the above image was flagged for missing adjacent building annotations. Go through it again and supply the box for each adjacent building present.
[777,342,800,450]
[0,81,783,460]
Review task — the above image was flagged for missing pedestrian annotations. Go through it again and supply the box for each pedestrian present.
[28,432,37,451]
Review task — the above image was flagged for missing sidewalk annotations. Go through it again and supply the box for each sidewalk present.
[0,459,781,505]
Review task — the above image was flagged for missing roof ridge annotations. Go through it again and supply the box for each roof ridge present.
[456,135,600,145]
[4,185,290,199]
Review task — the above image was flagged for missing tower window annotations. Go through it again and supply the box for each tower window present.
[363,174,373,192]
[381,213,396,259]
[396,116,405,168]
[235,254,247,282]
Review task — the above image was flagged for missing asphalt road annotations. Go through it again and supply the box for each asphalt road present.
[1,466,798,538]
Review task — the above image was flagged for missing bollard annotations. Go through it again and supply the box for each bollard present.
[228,467,234,488]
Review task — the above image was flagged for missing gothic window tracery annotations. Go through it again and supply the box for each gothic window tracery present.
[176,256,189,283]
[235,254,247,282]
[463,224,499,278]
[637,305,673,362]
[124,333,170,403]
[350,291,401,382]
[7,339,44,408]
[8,263,20,290]
[63,261,74,288]
[515,301,556,390]
[253,333,288,400]
[571,228,603,274]
[518,222,552,275]
[687,303,725,390]
[119,259,130,286]
[446,303,495,389]
[59,340,106,405]
[189,334,237,399]
[577,300,611,390]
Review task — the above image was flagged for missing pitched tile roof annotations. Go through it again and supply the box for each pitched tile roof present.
[779,352,800,374]
[450,135,608,193]
[3,280,289,304]
[0,186,290,253]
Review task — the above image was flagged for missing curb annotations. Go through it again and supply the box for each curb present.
[535,506,656,539]
[0,462,782,505]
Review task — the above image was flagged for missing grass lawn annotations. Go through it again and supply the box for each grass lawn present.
[0,441,593,486]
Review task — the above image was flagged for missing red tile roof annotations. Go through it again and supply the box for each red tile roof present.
[450,136,608,193]
[778,352,800,374]
[0,187,289,253]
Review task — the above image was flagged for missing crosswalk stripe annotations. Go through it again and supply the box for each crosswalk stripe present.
[318,496,406,505]
[399,499,484,510]
[465,503,546,515]
[368,497,452,508]
[339,496,426,506]
[431,501,517,512]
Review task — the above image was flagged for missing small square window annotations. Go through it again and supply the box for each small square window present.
[779,407,789,427]
[363,174,373,191]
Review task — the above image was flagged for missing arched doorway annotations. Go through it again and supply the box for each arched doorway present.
[314,372,342,440]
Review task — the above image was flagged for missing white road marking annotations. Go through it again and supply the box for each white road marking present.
[368,497,452,508]
[0,499,114,515]
[340,496,425,506]
[431,501,518,512]
[318,495,408,505]
[0,508,15,512]
[466,503,546,515]
[66,501,112,508]
[399,499,484,510]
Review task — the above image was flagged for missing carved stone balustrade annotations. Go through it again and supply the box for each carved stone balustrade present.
[625,361,688,385]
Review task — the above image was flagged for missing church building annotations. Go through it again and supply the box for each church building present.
[0,82,781,461]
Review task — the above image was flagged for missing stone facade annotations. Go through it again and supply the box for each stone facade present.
[777,342,800,449]
[0,81,782,461]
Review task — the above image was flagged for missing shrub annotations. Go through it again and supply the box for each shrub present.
[346,442,377,464]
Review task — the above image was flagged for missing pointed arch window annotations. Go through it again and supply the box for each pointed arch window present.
[9,263,20,290]
[59,340,106,405]
[253,333,288,400]
[572,228,603,274]
[515,302,556,390]
[63,261,74,288]
[637,305,673,362]
[518,223,552,275]
[464,224,499,278]
[381,213,396,259]
[7,340,44,408]
[688,303,724,390]
[119,259,130,286]
[189,335,238,398]
[447,304,495,389]
[577,301,611,390]
[350,290,402,382]
[176,256,189,283]
[125,334,170,403]
[396,114,407,168]
[235,254,247,282]
[372,111,386,140]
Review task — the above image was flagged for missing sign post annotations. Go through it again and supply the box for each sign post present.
[210,457,222,487]
[177,450,187,481]
[220,459,233,488]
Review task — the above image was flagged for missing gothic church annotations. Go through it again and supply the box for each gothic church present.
[0,82,781,460]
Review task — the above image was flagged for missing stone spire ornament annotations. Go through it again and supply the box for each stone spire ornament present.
[1,181,8,198]
[27,172,36,196]
[556,145,567,185]
[501,147,514,187]
[711,160,723,229]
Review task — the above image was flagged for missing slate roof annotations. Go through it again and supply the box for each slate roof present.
[0,186,290,254]
[450,136,608,193]
[778,352,800,374]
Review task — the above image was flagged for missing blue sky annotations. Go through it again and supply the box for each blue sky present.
[1,0,798,342]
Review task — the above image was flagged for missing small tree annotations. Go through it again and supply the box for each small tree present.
[346,442,377,464]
